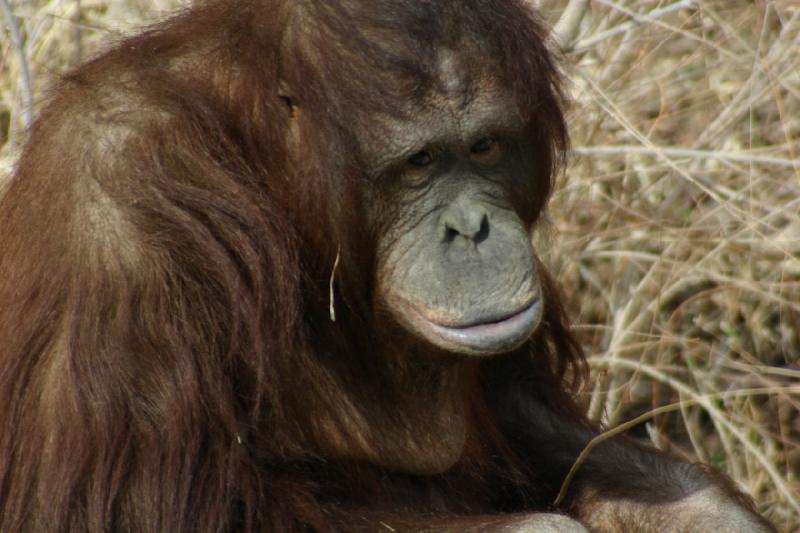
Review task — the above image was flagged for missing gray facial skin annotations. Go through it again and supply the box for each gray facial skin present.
[365,55,543,356]
[381,177,541,355]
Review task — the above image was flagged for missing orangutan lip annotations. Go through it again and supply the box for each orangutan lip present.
[402,298,542,353]
[431,299,540,332]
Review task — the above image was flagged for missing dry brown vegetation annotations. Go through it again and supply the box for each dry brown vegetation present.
[1,0,798,530]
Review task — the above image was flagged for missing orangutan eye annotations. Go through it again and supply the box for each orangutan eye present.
[408,150,434,167]
[471,137,496,154]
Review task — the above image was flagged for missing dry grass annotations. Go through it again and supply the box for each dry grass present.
[1,0,798,530]
[538,1,800,528]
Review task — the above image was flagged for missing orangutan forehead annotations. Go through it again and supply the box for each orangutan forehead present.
[435,49,468,96]
[360,83,523,171]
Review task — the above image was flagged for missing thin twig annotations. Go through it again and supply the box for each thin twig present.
[574,0,696,52]
[0,0,33,128]
[73,0,82,66]
[555,386,800,507]
[571,145,800,169]
[329,246,341,322]
[553,0,590,51]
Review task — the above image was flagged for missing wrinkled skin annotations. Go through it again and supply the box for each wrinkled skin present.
[363,59,543,356]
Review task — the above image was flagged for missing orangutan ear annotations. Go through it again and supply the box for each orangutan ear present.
[278,79,297,118]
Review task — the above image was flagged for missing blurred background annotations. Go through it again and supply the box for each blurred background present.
[1,1,798,529]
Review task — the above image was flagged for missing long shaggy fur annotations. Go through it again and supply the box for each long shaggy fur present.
[0,1,580,531]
